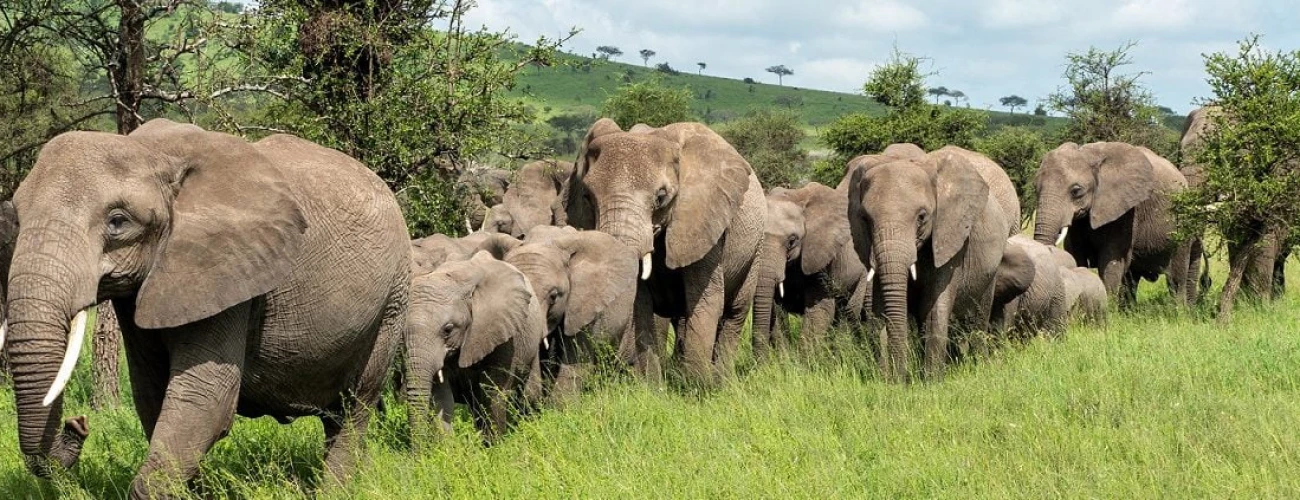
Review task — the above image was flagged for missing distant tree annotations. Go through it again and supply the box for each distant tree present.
[716,109,809,187]
[948,90,967,106]
[596,45,623,60]
[697,62,707,75]
[766,64,794,85]
[1033,104,1048,116]
[655,62,679,75]
[1046,41,1176,155]
[743,77,756,84]
[927,86,950,104]
[602,78,694,127]
[999,95,1028,113]
[214,1,241,14]
[639,49,656,66]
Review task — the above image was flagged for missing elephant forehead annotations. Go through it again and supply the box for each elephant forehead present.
[587,135,676,176]
[765,199,804,235]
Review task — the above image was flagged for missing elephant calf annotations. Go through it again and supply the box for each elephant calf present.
[483,160,574,238]
[405,252,547,445]
[993,236,1070,338]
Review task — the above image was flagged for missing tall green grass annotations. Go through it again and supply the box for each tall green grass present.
[2,261,1298,498]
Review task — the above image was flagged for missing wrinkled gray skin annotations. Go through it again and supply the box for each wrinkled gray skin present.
[752,183,868,359]
[0,201,18,379]
[929,146,1022,234]
[995,236,1069,337]
[456,165,511,233]
[846,155,1009,382]
[6,119,410,498]
[504,225,638,402]
[835,143,926,191]
[405,252,545,446]
[1065,267,1108,323]
[1180,106,1287,299]
[1032,142,1192,307]
[991,241,1034,335]
[410,232,521,274]
[566,119,765,383]
[484,160,575,238]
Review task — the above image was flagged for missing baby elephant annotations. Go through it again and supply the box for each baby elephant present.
[405,252,547,446]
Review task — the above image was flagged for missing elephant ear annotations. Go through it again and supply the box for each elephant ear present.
[837,154,894,190]
[459,232,521,260]
[845,164,874,270]
[663,128,753,268]
[995,240,1036,304]
[459,252,533,367]
[931,156,989,267]
[798,183,850,275]
[556,231,638,336]
[1083,142,1154,229]
[134,125,307,329]
[565,119,624,230]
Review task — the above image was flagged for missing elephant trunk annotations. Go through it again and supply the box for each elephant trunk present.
[1033,194,1070,247]
[872,232,915,383]
[403,313,448,446]
[751,235,788,360]
[594,197,654,277]
[6,229,98,476]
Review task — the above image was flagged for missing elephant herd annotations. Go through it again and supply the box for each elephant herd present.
[0,107,1280,497]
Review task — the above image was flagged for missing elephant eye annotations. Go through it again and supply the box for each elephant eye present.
[1070,184,1085,199]
[442,322,455,334]
[655,187,669,207]
[106,210,131,236]
[548,287,561,302]
[786,234,798,249]
[917,209,928,224]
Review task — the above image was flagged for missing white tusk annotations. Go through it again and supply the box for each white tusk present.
[465,217,473,234]
[640,253,653,280]
[436,369,444,384]
[778,281,785,298]
[866,268,875,282]
[1055,227,1069,246]
[909,264,917,280]
[543,337,550,350]
[479,207,492,232]
[43,309,89,407]
[0,319,7,350]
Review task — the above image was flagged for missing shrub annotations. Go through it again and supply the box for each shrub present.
[601,78,694,128]
[976,127,1049,226]
[716,109,809,188]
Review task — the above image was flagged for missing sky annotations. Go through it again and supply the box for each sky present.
[461,0,1300,114]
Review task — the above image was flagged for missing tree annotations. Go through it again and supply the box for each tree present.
[766,65,793,86]
[601,78,694,128]
[863,48,928,109]
[655,62,679,75]
[639,49,656,66]
[948,90,967,106]
[976,127,1049,227]
[1033,104,1048,116]
[1046,41,1175,155]
[596,45,623,60]
[927,86,950,104]
[716,109,809,188]
[1173,35,1300,321]
[999,95,1028,114]
[697,62,706,75]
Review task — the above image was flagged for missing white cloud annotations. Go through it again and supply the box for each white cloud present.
[837,0,929,31]
[1109,0,1196,31]
[789,42,804,54]
[799,58,878,93]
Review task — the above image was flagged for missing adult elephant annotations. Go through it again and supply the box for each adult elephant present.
[1031,142,1191,306]
[4,119,411,498]
[503,226,638,401]
[752,183,868,359]
[483,160,574,238]
[566,119,765,383]
[0,201,17,375]
[456,164,511,233]
[929,146,1022,234]
[845,154,1009,381]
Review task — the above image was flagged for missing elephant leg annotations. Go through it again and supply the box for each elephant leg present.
[552,333,593,407]
[432,382,455,435]
[630,286,663,384]
[916,265,956,381]
[713,302,748,378]
[131,307,248,499]
[1187,238,1204,305]
[1097,249,1133,308]
[1274,245,1290,298]
[324,286,402,479]
[116,301,168,441]
[799,285,835,352]
[321,405,370,482]
[470,373,513,445]
[680,271,726,385]
[1167,238,1193,307]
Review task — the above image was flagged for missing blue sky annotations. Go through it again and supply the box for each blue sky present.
[462,0,1300,114]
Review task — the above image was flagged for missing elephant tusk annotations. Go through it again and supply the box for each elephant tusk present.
[1055,227,1069,246]
[543,337,550,350]
[44,308,90,407]
[436,369,444,384]
[640,253,652,280]
[479,207,493,233]
[909,264,917,280]
[0,319,7,350]
[866,268,875,282]
[778,281,785,298]
[465,217,473,234]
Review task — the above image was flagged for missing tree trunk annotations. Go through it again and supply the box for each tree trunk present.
[114,0,146,135]
[1218,236,1259,324]
[91,301,121,410]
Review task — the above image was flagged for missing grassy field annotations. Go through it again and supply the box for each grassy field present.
[2,258,1298,498]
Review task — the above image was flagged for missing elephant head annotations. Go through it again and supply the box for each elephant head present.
[6,119,308,475]
[410,232,520,274]
[404,251,542,427]
[992,239,1036,332]
[1033,142,1155,246]
[505,226,638,345]
[481,203,513,234]
[456,165,511,233]
[486,160,574,238]
[565,119,752,276]
[846,155,989,379]
[836,143,927,191]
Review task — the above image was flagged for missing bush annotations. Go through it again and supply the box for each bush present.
[716,109,809,188]
[601,78,694,128]
[976,127,1049,226]
[820,106,986,159]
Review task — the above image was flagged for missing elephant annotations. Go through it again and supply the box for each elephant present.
[4,119,410,498]
[751,182,868,359]
[993,236,1069,337]
[928,146,1022,234]
[502,225,638,401]
[1031,142,1192,306]
[404,252,546,446]
[483,160,575,238]
[992,241,1035,335]
[565,119,765,383]
[0,200,16,348]
[1063,267,1108,323]
[845,153,1010,381]
[1181,106,1287,300]
[410,231,520,273]
[456,164,511,233]
[835,143,926,191]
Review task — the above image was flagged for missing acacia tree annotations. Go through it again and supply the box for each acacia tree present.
[1000,95,1027,113]
[596,45,622,60]
[927,86,949,104]
[639,49,655,66]
[697,62,706,75]
[1046,41,1175,154]
[1174,36,1300,321]
[948,90,967,106]
[766,64,793,85]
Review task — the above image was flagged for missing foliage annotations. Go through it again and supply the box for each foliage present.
[1172,36,1300,317]
[596,45,622,60]
[218,0,574,237]
[766,65,793,85]
[863,48,928,109]
[600,78,694,128]
[1046,41,1177,155]
[639,49,656,66]
[697,62,706,74]
[999,95,1028,113]
[543,108,599,156]
[655,62,679,75]
[927,86,949,104]
[715,109,809,188]
[976,126,1049,226]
